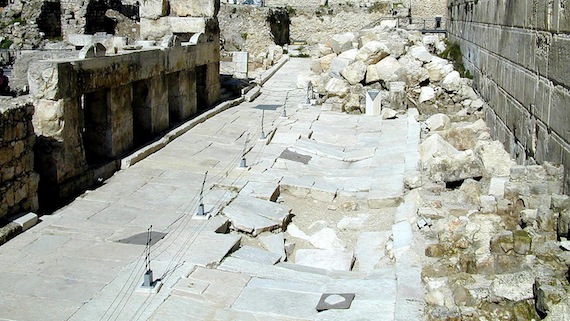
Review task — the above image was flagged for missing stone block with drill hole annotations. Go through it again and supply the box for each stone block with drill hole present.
[222,194,291,236]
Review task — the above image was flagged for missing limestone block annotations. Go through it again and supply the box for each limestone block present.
[474,140,516,177]
[366,56,402,84]
[328,57,351,79]
[534,277,566,317]
[308,227,346,250]
[420,134,459,161]
[419,86,436,103]
[28,61,73,100]
[513,230,532,255]
[489,231,513,253]
[319,53,337,72]
[423,150,484,183]
[425,114,451,131]
[326,32,355,54]
[389,81,406,110]
[355,41,389,65]
[479,195,497,213]
[425,57,451,82]
[441,71,462,92]
[491,271,534,301]
[170,0,220,18]
[399,56,429,86]
[340,61,367,85]
[259,232,286,261]
[139,0,168,19]
[32,99,66,141]
[66,34,93,47]
[409,45,433,63]
[325,78,349,97]
[294,249,354,271]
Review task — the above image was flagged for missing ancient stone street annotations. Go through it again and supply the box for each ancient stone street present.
[0,58,425,320]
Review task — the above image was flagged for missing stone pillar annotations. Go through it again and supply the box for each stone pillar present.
[33,98,88,186]
[205,62,220,107]
[132,76,169,143]
[365,90,382,116]
[108,84,134,156]
[168,71,197,122]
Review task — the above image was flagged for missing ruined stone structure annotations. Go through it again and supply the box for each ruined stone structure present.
[23,0,222,209]
[447,0,570,192]
[0,100,39,219]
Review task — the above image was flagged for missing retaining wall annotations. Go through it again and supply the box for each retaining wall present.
[0,100,39,219]
[447,0,570,192]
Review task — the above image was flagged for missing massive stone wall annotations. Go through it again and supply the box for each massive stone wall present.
[0,100,39,218]
[447,0,570,192]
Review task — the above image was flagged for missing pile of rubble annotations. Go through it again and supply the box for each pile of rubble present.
[298,25,483,119]
[417,110,570,320]
[296,24,570,320]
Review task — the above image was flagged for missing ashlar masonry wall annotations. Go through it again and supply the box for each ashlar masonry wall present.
[447,0,570,192]
[0,100,39,219]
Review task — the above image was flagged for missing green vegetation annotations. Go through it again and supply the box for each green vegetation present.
[439,40,472,79]
[241,32,248,40]
[369,2,390,13]
[0,39,13,49]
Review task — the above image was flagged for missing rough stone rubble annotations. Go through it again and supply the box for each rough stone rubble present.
[294,25,570,320]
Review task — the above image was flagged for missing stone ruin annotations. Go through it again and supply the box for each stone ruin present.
[0,0,222,213]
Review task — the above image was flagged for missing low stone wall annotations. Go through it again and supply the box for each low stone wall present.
[447,0,570,193]
[0,99,39,219]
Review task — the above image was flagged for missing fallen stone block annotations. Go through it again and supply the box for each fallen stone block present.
[231,245,282,265]
[222,194,291,236]
[259,232,286,261]
[295,249,355,271]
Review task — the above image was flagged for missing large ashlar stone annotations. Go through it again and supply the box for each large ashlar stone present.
[355,41,389,65]
[491,271,534,301]
[340,61,367,85]
[325,78,350,97]
[328,57,352,79]
[420,135,483,182]
[438,127,478,151]
[326,32,355,54]
[419,86,436,103]
[398,56,429,86]
[366,56,401,84]
[319,53,337,72]
[294,249,354,271]
[139,0,168,19]
[170,0,220,18]
[441,71,462,92]
[308,227,346,250]
[338,48,358,60]
[425,57,452,82]
[408,45,433,63]
[425,113,451,131]
[534,277,567,317]
[474,141,516,177]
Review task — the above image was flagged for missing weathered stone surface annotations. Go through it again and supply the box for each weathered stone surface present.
[309,227,346,250]
[231,245,282,265]
[419,86,436,103]
[438,127,478,151]
[420,134,459,161]
[534,277,566,316]
[259,232,286,261]
[513,230,532,255]
[424,150,484,182]
[425,57,452,82]
[222,195,291,236]
[340,61,367,85]
[319,53,337,73]
[328,57,352,79]
[170,0,219,18]
[366,56,401,84]
[489,231,514,253]
[355,41,389,65]
[381,108,397,120]
[326,32,355,54]
[491,271,534,301]
[409,45,433,63]
[294,249,354,271]
[325,78,350,97]
[441,71,462,92]
[425,114,451,131]
[475,141,516,177]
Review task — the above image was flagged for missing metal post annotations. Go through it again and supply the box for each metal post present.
[197,171,208,216]
[142,225,154,287]
[260,109,267,140]
[240,133,249,168]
